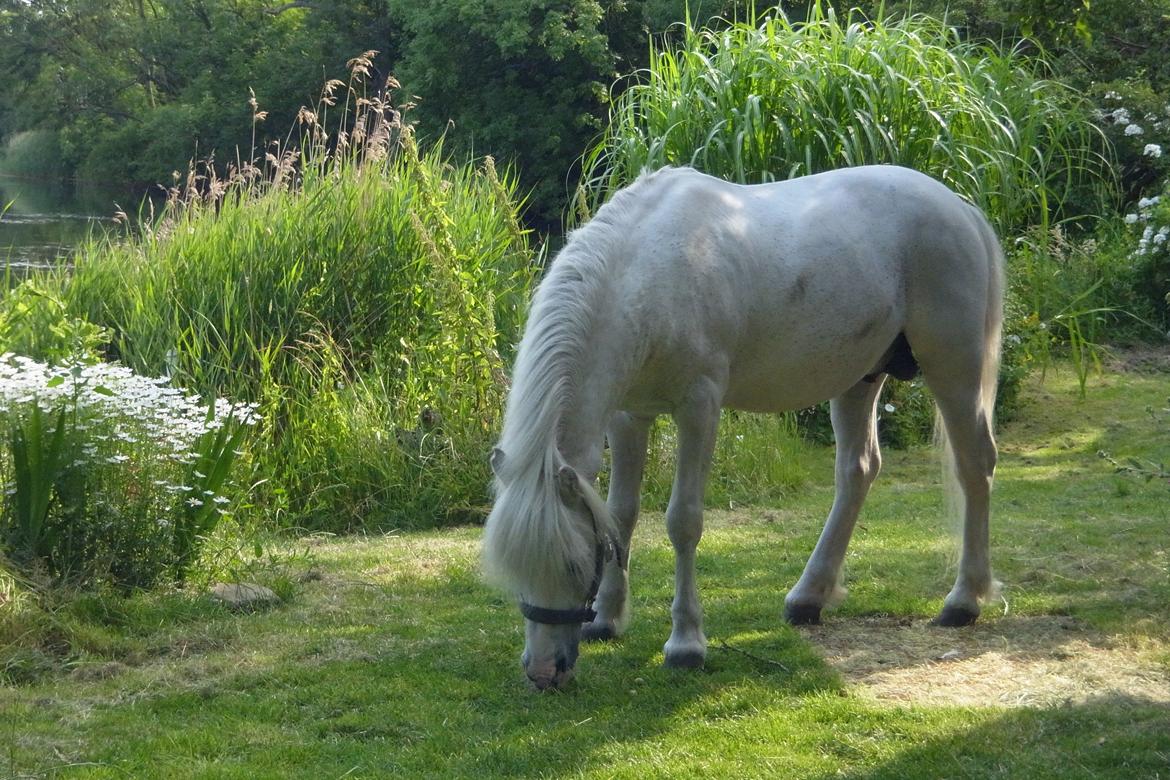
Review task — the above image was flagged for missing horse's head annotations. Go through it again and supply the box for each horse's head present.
[486,448,613,691]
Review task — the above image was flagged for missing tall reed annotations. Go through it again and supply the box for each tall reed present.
[581,6,1115,233]
[40,63,535,531]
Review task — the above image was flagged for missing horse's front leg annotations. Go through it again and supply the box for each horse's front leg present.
[785,377,886,624]
[584,412,652,642]
[663,378,722,669]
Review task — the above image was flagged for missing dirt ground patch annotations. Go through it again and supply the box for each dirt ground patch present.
[799,615,1170,708]
[1105,344,1170,374]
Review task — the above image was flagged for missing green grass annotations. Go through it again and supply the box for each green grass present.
[3,364,1169,777]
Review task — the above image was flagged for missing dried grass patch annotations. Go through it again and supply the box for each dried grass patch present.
[800,615,1170,707]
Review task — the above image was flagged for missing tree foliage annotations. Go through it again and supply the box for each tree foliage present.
[1,0,1166,224]
[0,0,739,224]
[0,1,400,185]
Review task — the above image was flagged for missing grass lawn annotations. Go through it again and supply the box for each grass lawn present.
[3,363,1169,778]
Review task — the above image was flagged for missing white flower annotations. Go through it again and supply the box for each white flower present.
[1144,143,1163,158]
[1125,124,1144,136]
[1111,107,1131,124]
[1155,233,1167,245]
[1104,90,1122,101]
[1125,213,1139,224]
[883,404,896,413]
[186,498,203,507]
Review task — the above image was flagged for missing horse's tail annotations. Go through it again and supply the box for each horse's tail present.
[978,213,1005,437]
[936,208,1004,563]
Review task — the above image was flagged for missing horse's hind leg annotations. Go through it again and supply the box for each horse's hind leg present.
[583,412,652,642]
[929,380,998,626]
[785,377,886,625]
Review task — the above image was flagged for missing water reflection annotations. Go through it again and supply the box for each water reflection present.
[0,176,131,272]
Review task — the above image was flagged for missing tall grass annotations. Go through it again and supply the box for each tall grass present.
[581,5,1116,234]
[28,64,536,532]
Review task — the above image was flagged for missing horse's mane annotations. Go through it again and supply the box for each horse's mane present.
[482,168,675,600]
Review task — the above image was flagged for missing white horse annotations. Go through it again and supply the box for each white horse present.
[483,165,1003,690]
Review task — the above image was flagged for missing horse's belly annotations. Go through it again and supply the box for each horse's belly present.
[723,333,894,412]
[724,369,853,412]
[724,373,840,412]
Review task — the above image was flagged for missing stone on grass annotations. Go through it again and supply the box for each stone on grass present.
[209,582,281,611]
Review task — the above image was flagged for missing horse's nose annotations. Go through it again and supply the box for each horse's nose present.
[525,659,557,690]
[527,666,575,690]
[524,650,575,690]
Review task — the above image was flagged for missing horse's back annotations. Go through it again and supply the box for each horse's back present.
[603,166,999,414]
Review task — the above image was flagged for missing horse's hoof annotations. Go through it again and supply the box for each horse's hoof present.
[931,605,979,627]
[581,621,617,642]
[663,638,706,669]
[663,647,706,669]
[784,603,823,626]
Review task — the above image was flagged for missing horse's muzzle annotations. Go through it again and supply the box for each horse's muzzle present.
[522,646,578,690]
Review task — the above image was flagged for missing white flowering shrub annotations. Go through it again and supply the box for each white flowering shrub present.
[0,355,257,588]
[1096,85,1170,330]
[1096,87,1169,199]
[1128,194,1170,256]
[1124,187,1170,326]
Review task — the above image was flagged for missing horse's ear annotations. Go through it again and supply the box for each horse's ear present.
[555,464,582,505]
[490,447,506,477]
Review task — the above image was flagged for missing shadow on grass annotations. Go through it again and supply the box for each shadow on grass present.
[819,693,1170,780]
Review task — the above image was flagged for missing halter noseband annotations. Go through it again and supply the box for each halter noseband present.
[518,510,621,626]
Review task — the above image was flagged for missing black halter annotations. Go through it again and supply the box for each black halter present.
[518,513,621,626]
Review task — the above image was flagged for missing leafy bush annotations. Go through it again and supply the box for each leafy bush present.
[1006,219,1168,398]
[0,282,110,365]
[0,356,255,589]
[637,412,813,510]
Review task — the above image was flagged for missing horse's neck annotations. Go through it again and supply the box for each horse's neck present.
[529,235,634,481]
[553,314,628,481]
[555,384,612,481]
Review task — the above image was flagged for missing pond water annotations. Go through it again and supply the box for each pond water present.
[0,176,134,273]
